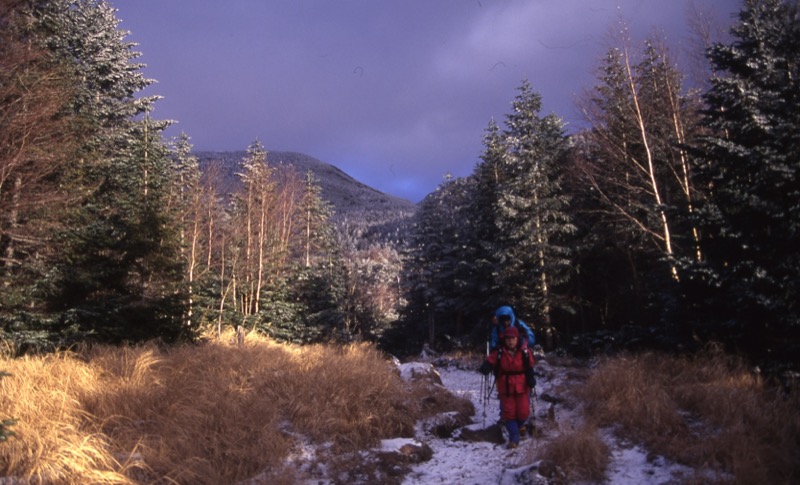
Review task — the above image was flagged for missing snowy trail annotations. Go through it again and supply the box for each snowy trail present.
[401,359,696,485]
[291,357,703,484]
[401,365,545,485]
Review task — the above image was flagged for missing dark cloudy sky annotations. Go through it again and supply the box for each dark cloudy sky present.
[111,0,741,202]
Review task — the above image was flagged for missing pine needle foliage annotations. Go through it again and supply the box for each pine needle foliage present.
[688,0,800,362]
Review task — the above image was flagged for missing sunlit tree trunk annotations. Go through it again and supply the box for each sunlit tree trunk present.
[621,41,678,280]
[663,71,702,262]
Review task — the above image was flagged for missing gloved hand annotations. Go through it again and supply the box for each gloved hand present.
[525,368,536,388]
[478,361,493,375]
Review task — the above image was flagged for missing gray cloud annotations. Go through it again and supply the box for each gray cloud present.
[114,0,741,202]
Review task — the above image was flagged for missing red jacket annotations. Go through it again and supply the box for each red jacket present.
[485,345,535,396]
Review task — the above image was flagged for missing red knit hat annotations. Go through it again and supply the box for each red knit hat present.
[503,326,519,338]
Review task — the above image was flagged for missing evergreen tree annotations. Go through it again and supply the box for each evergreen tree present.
[293,257,346,342]
[497,80,576,326]
[269,171,345,343]
[468,120,508,309]
[300,170,336,268]
[402,176,475,347]
[0,0,84,319]
[25,0,186,343]
[171,133,202,218]
[691,0,800,359]
[398,83,577,351]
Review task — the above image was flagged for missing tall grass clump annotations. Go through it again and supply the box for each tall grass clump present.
[0,352,135,484]
[575,349,800,484]
[529,423,610,482]
[0,330,431,484]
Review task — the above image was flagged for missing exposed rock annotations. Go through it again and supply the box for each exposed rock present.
[457,422,505,444]
[396,441,434,463]
[397,362,443,386]
[498,461,568,485]
[421,410,473,439]
[419,343,439,361]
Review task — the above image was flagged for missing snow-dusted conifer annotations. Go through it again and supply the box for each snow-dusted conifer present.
[27,0,185,342]
[694,0,800,346]
[496,80,576,326]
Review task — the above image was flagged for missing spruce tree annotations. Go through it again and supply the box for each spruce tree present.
[402,176,475,347]
[400,83,578,349]
[0,1,83,321]
[280,170,342,342]
[26,0,186,343]
[300,170,336,268]
[497,80,576,326]
[469,120,508,308]
[692,0,800,358]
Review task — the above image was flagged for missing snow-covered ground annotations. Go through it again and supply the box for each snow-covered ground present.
[399,362,529,484]
[397,357,697,485]
[289,355,701,484]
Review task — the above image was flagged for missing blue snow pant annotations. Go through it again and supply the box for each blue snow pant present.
[505,419,526,445]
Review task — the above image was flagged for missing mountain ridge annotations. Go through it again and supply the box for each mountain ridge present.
[194,150,417,220]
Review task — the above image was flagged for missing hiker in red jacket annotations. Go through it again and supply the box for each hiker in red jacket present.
[478,326,536,449]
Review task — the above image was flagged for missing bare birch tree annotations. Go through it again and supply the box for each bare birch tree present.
[0,3,83,299]
[575,25,702,280]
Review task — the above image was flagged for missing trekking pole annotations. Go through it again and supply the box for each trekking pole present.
[481,340,489,428]
[481,340,489,427]
[481,372,487,427]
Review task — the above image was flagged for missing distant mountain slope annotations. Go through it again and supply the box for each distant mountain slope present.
[194,150,417,220]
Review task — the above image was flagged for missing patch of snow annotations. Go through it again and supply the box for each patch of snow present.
[402,365,542,484]
[605,444,693,485]
[291,356,712,484]
[403,359,700,485]
[381,437,422,452]
[398,362,439,381]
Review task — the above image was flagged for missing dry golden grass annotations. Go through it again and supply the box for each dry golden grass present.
[4,334,796,484]
[573,348,800,484]
[0,330,440,484]
[529,423,610,482]
[0,352,135,484]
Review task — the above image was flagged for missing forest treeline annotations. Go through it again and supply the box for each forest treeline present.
[396,0,800,371]
[1,0,798,374]
[0,0,405,351]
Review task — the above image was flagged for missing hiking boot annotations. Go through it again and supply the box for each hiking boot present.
[507,441,518,450]
[519,425,527,439]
